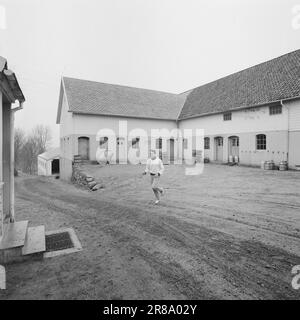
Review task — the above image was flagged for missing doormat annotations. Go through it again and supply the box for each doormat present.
[44,228,82,258]
[45,232,73,252]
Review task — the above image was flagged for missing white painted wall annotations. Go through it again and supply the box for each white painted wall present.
[59,94,300,175]
[59,92,73,138]
[178,105,291,166]
[178,105,288,135]
[37,157,51,176]
[73,114,177,136]
[287,99,300,131]
[286,99,300,168]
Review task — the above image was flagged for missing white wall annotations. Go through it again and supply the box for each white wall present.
[286,99,300,168]
[178,105,288,135]
[59,97,300,174]
[59,92,73,138]
[37,157,52,176]
[73,114,177,136]
[71,114,178,163]
[178,105,290,166]
[287,99,300,131]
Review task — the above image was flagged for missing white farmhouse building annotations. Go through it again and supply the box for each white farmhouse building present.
[38,148,60,176]
[57,49,300,180]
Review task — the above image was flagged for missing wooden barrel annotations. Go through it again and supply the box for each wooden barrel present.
[279,161,288,171]
[264,161,274,170]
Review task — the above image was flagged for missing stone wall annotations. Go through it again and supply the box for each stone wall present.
[71,165,104,191]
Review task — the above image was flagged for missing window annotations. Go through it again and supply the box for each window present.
[256,134,266,150]
[223,112,232,121]
[99,137,108,146]
[216,137,223,146]
[132,137,140,149]
[204,137,210,149]
[231,137,239,147]
[269,105,282,115]
[156,138,162,149]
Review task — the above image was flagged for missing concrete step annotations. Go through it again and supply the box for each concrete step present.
[22,225,46,256]
[0,221,29,250]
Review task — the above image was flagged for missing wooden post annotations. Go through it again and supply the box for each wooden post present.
[0,92,3,240]
[9,109,14,222]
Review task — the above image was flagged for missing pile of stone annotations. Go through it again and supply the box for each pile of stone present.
[72,166,104,191]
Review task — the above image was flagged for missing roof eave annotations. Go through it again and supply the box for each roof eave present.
[70,110,178,121]
[178,96,300,121]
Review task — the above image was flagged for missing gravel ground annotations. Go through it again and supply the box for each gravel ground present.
[0,163,300,300]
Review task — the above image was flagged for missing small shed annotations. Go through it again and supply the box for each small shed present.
[38,148,60,176]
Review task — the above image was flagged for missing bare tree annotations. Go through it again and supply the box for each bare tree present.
[14,128,26,170]
[18,125,52,174]
[31,124,52,155]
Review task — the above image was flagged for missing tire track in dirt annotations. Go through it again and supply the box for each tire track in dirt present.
[15,176,300,299]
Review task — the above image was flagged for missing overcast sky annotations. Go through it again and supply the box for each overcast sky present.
[0,0,299,147]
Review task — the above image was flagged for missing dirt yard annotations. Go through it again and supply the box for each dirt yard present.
[1,164,300,300]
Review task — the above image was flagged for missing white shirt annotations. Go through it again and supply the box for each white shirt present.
[145,157,164,175]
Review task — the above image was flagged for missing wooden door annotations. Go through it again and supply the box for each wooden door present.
[229,136,239,159]
[168,138,175,163]
[215,137,223,161]
[78,137,89,160]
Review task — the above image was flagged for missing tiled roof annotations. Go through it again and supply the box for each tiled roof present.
[58,49,300,123]
[179,49,300,119]
[62,77,186,120]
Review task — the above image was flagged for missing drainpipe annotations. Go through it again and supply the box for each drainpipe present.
[9,101,24,222]
[281,100,289,164]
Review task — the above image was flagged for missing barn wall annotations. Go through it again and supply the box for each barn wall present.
[71,114,178,163]
[59,97,300,175]
[73,114,177,136]
[59,91,75,180]
[286,99,300,168]
[179,105,289,166]
[60,135,74,180]
[178,105,288,135]
[60,92,73,138]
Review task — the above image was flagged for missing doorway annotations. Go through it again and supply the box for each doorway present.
[51,159,60,174]
[228,136,239,161]
[78,137,90,160]
[116,137,126,164]
[215,137,223,162]
[168,138,175,164]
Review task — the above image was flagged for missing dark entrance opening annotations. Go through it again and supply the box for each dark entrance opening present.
[52,159,60,174]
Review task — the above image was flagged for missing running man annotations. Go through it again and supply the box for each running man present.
[142,150,165,204]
